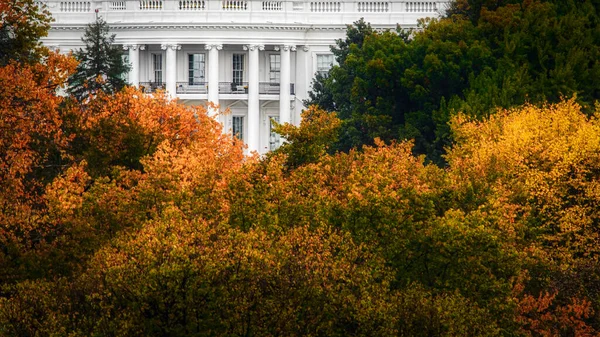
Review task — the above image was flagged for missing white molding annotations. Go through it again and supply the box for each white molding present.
[205,44,223,50]
[243,44,265,51]
[161,43,182,51]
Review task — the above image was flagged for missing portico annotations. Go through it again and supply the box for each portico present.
[40,0,448,154]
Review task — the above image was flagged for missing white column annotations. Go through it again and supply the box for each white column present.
[279,45,295,125]
[161,43,180,97]
[123,44,143,87]
[295,45,310,124]
[244,44,264,154]
[205,44,222,118]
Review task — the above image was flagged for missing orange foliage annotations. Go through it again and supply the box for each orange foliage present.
[514,274,596,337]
[447,99,600,261]
[0,52,76,262]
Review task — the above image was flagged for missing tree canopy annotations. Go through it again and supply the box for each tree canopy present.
[0,0,52,65]
[306,0,600,164]
[68,17,130,100]
[2,0,600,335]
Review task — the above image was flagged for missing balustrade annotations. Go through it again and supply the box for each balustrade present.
[176,82,207,94]
[357,1,388,12]
[310,1,340,12]
[258,82,295,95]
[139,82,165,93]
[44,0,448,13]
[59,1,91,12]
[109,1,125,10]
[262,1,282,11]
[222,0,247,10]
[406,1,437,12]
[219,82,249,94]
[179,0,205,10]
[139,0,163,10]
[44,0,448,23]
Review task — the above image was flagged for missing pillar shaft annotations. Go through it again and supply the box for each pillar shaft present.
[206,44,222,118]
[246,44,263,153]
[162,43,180,96]
[128,45,140,87]
[279,45,294,125]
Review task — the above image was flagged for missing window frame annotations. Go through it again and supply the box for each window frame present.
[232,115,244,140]
[269,54,281,83]
[232,53,245,84]
[188,53,206,85]
[316,53,334,77]
[152,53,163,84]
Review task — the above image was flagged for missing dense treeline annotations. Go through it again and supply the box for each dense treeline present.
[306,0,600,164]
[2,0,600,335]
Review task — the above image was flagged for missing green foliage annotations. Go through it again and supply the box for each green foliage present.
[307,1,600,164]
[0,0,52,65]
[270,105,341,169]
[3,6,600,332]
[68,17,130,100]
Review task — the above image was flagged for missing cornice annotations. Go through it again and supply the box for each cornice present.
[49,23,349,32]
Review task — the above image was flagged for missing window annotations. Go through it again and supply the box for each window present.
[121,54,129,81]
[152,53,163,84]
[269,116,280,151]
[316,54,333,76]
[269,54,280,83]
[232,54,244,84]
[188,53,205,85]
[232,116,244,140]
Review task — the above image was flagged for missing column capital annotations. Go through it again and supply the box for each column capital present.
[161,43,181,51]
[278,45,296,52]
[302,46,309,52]
[123,44,145,51]
[205,44,223,51]
[243,44,265,51]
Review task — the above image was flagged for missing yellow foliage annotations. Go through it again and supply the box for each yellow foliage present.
[448,99,600,264]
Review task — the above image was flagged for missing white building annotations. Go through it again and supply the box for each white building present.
[41,0,446,153]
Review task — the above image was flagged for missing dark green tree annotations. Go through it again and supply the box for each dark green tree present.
[68,17,130,100]
[306,1,600,165]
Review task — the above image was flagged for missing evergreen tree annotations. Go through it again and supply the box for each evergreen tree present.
[306,1,600,165]
[68,17,130,100]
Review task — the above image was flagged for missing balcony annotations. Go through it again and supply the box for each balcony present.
[219,82,248,94]
[139,81,165,93]
[39,0,448,27]
[176,81,207,94]
[259,82,295,95]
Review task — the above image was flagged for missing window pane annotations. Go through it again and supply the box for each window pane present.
[233,54,244,84]
[269,54,280,83]
[233,116,244,140]
[269,116,280,151]
[121,54,129,81]
[317,54,333,76]
[188,53,205,85]
[152,53,162,84]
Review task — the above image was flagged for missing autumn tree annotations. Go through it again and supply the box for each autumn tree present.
[0,51,77,284]
[307,1,600,164]
[270,106,341,169]
[68,17,130,100]
[0,0,52,65]
[446,99,600,334]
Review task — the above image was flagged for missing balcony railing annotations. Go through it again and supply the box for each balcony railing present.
[176,81,207,94]
[41,0,448,25]
[259,82,280,94]
[258,82,295,95]
[139,81,165,93]
[219,82,248,94]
